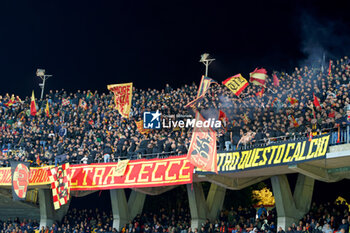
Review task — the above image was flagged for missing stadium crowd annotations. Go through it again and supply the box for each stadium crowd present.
[1,56,350,166]
[0,200,349,233]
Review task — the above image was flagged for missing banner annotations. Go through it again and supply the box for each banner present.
[222,74,249,96]
[187,112,217,173]
[47,163,71,210]
[107,82,133,118]
[0,156,193,190]
[10,162,30,200]
[197,134,330,174]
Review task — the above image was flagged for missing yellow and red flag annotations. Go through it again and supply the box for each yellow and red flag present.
[79,99,88,110]
[4,95,16,107]
[107,82,133,118]
[250,68,268,86]
[291,116,299,127]
[187,112,217,173]
[30,91,37,116]
[45,101,50,117]
[255,87,265,97]
[135,120,151,135]
[222,74,249,96]
[287,97,298,105]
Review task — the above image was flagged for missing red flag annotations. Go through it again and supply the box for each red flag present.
[30,91,37,116]
[287,97,298,105]
[273,73,279,87]
[313,93,321,108]
[328,60,332,76]
[249,68,267,86]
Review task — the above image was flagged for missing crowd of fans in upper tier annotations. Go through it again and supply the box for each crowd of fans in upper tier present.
[1,57,350,166]
[0,200,349,233]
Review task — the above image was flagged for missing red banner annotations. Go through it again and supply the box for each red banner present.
[187,112,218,173]
[107,82,133,118]
[0,156,193,190]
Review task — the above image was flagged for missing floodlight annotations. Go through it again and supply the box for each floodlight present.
[36,69,45,77]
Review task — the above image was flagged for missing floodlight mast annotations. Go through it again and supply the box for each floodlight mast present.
[199,53,215,77]
[36,69,52,100]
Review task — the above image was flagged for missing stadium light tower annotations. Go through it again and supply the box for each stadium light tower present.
[199,53,215,77]
[36,69,52,100]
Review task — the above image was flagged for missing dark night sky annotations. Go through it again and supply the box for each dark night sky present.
[1,0,350,98]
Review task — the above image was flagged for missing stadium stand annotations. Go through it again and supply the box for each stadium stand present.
[0,200,349,233]
[0,56,350,168]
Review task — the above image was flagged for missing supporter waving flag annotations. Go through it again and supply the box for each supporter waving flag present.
[47,163,71,210]
[249,68,268,86]
[4,95,16,107]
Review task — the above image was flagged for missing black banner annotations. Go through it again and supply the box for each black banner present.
[10,161,30,200]
[197,134,330,174]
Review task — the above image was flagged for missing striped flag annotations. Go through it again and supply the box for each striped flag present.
[196,76,217,98]
[249,68,267,86]
[46,163,71,210]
